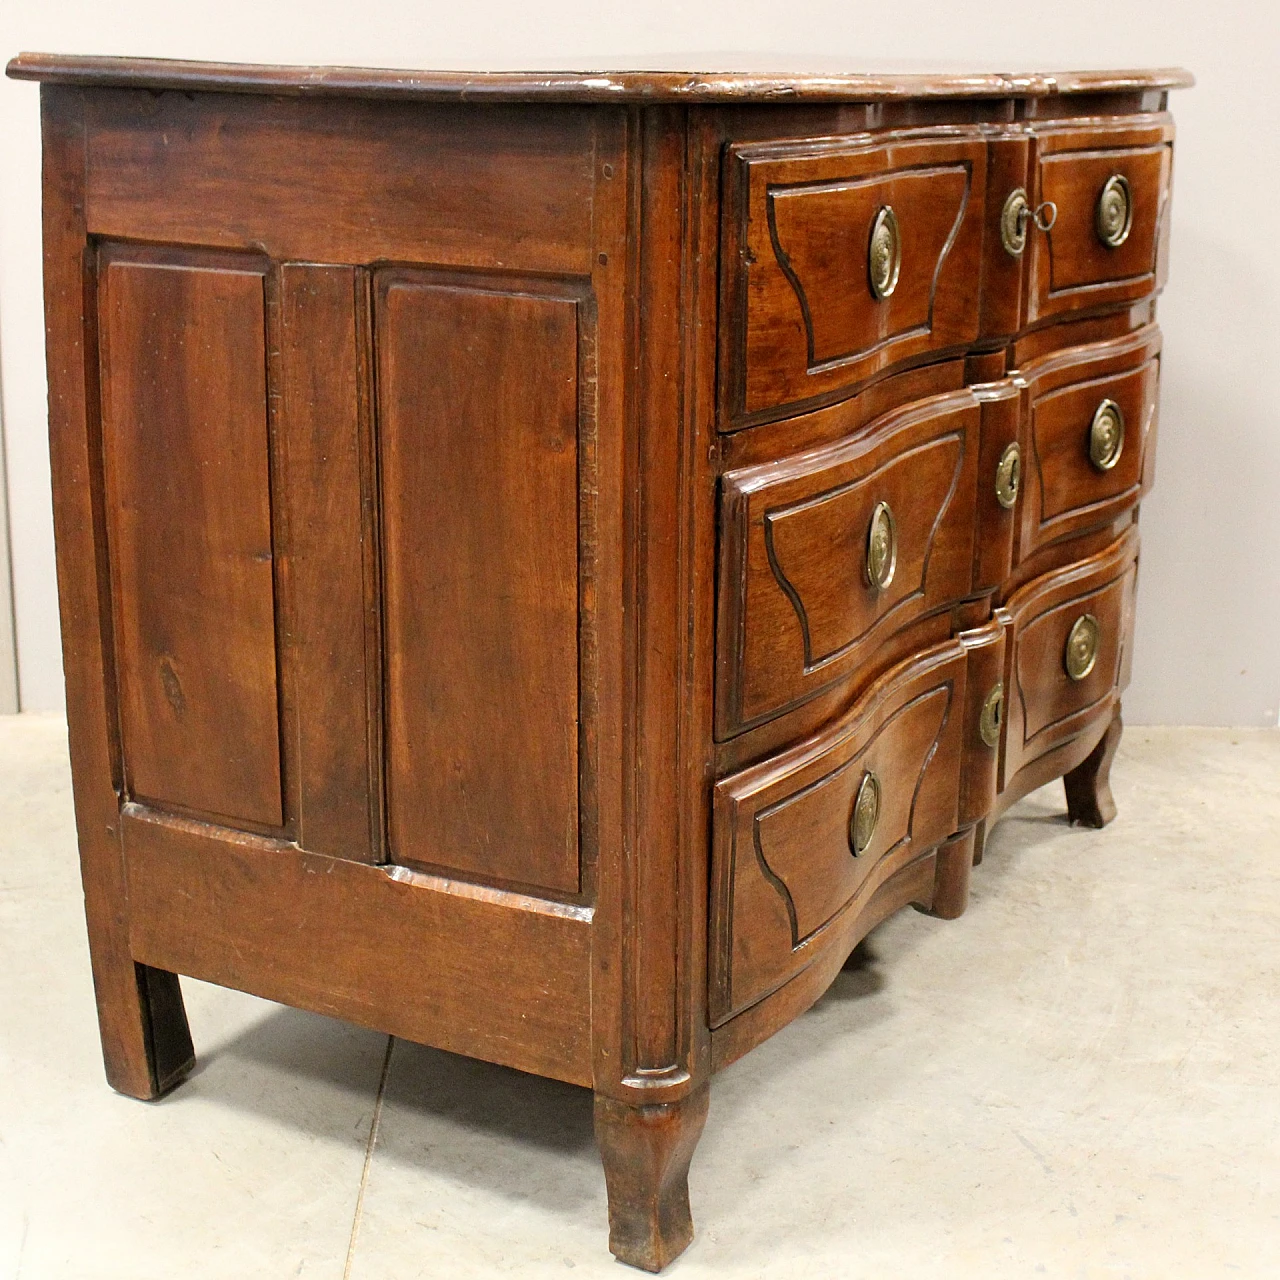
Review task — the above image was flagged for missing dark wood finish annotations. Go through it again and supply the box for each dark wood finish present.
[711,641,966,1023]
[377,274,583,894]
[6,53,1195,103]
[1017,325,1160,561]
[717,390,979,735]
[276,264,379,861]
[35,85,196,1102]
[82,90,599,275]
[723,130,988,425]
[13,57,1186,1272]
[123,803,594,1084]
[1064,706,1123,827]
[98,244,283,829]
[1002,529,1138,788]
[595,1084,710,1272]
[1026,118,1174,323]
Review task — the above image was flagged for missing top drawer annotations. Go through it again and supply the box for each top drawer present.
[721,129,988,428]
[1025,117,1174,323]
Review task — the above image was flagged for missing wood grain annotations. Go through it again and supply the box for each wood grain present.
[1026,117,1175,323]
[717,390,979,736]
[711,641,966,1024]
[7,52,1195,104]
[276,264,378,861]
[377,273,582,895]
[82,90,598,275]
[724,130,988,424]
[1003,529,1138,786]
[14,61,1183,1270]
[124,804,593,1085]
[98,244,283,829]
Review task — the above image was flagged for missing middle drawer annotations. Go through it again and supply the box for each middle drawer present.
[716,389,984,738]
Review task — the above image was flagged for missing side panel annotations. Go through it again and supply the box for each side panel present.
[124,806,593,1085]
[377,274,583,895]
[98,245,283,829]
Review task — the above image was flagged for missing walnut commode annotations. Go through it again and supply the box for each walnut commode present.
[7,53,1190,1271]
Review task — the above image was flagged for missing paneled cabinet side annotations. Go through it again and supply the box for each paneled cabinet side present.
[39,84,193,1098]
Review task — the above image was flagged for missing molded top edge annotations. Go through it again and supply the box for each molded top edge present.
[5,53,1195,104]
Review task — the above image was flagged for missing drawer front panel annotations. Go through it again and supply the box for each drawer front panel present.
[717,392,979,737]
[723,131,987,426]
[711,643,966,1024]
[1003,531,1138,786]
[1026,119,1174,322]
[1019,328,1160,559]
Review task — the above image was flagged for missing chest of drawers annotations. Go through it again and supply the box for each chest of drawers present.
[8,53,1190,1271]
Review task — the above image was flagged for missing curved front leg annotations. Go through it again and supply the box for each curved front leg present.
[594,1083,709,1272]
[1064,709,1123,828]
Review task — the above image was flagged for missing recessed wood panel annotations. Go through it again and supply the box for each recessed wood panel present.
[98,246,283,828]
[377,274,581,894]
[277,264,377,860]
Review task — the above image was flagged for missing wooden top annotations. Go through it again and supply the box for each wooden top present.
[6,53,1194,105]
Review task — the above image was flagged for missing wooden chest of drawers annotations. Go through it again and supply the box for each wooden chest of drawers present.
[8,53,1190,1271]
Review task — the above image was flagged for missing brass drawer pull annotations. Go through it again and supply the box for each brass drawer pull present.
[995,441,1021,509]
[1000,188,1058,257]
[1088,398,1125,471]
[1096,174,1133,249]
[1064,613,1101,682]
[868,205,901,299]
[865,500,898,590]
[979,682,1005,748]
[850,769,881,856]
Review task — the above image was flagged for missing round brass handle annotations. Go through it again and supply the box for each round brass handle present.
[995,442,1021,509]
[1095,174,1133,249]
[849,769,881,857]
[868,205,901,299]
[979,682,1005,749]
[1000,188,1058,257]
[865,500,898,590]
[1088,398,1125,471]
[1064,613,1101,682]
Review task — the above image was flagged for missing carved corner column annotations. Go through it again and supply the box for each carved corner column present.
[589,104,717,1270]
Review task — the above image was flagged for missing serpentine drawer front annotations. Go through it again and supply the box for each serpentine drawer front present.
[8,52,1189,1274]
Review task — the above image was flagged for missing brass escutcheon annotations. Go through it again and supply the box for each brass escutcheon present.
[1088,398,1125,471]
[1095,174,1133,249]
[866,500,897,590]
[979,682,1005,749]
[868,205,901,300]
[1001,188,1030,256]
[1064,613,1101,682]
[850,769,882,857]
[995,441,1022,509]
[1001,188,1057,257]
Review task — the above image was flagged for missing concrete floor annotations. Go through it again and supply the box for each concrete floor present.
[1,714,1276,1279]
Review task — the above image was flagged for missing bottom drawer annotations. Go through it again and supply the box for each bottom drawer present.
[710,641,969,1025]
[1002,529,1138,787]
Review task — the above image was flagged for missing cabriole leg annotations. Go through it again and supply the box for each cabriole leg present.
[594,1083,709,1272]
[1064,709,1123,828]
